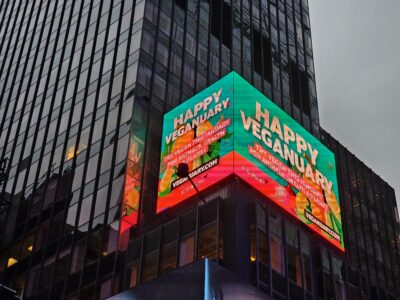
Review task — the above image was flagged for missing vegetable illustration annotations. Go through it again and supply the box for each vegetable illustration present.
[159,167,175,193]
[310,201,325,223]
[295,192,309,214]
[196,120,213,136]
[171,127,195,153]
[124,187,140,215]
[158,113,231,197]
[325,191,341,221]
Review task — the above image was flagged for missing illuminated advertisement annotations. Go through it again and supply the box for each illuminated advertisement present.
[121,135,143,223]
[233,73,343,251]
[120,112,146,234]
[157,74,234,211]
[157,72,344,251]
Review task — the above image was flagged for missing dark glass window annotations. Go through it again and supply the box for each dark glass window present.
[252,28,273,84]
[142,230,160,282]
[289,61,301,109]
[332,256,346,300]
[211,0,232,48]
[300,70,311,116]
[175,0,187,10]
[160,220,178,274]
[160,241,177,274]
[270,238,285,275]
[256,206,268,265]
[289,61,311,116]
[303,255,312,291]
[179,234,195,266]
[221,1,232,48]
[128,262,140,288]
[198,223,217,260]
[287,246,302,286]
[141,251,158,282]
[253,29,262,75]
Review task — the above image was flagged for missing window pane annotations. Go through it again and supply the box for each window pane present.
[270,238,285,275]
[287,246,302,286]
[198,223,217,260]
[179,235,195,267]
[160,242,177,274]
[141,251,158,282]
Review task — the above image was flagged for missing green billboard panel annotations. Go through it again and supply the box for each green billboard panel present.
[157,74,234,211]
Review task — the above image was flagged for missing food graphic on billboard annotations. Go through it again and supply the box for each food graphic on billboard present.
[234,76,343,250]
[119,98,148,246]
[157,75,234,212]
[121,134,144,229]
[157,72,344,251]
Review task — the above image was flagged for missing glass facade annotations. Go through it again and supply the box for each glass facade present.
[0,0,143,298]
[0,0,398,299]
[320,130,400,299]
[122,180,399,300]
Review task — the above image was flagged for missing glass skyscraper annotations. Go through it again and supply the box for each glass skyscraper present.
[0,0,398,299]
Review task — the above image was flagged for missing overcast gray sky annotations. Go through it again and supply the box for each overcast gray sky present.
[309,0,400,205]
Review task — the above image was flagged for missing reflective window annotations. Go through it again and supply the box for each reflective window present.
[178,235,194,267]
[85,154,99,183]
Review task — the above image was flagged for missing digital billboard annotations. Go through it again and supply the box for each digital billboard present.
[121,133,144,228]
[157,72,344,251]
[157,74,234,211]
[119,102,147,237]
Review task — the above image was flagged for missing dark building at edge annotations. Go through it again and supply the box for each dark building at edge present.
[0,0,399,299]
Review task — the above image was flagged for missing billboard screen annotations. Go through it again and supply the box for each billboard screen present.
[157,74,234,212]
[157,72,344,251]
[119,100,147,237]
